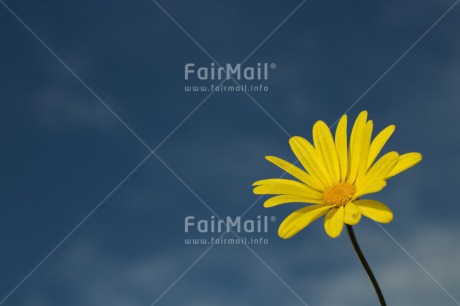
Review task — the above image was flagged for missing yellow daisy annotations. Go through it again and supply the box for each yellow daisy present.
[253,110,422,238]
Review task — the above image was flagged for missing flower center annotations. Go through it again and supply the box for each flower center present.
[323,183,356,207]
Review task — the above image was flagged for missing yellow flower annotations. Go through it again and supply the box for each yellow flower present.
[253,111,422,238]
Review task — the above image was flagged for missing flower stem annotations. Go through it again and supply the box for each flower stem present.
[346,224,386,306]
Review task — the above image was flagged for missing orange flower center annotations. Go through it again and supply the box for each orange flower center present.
[323,183,356,207]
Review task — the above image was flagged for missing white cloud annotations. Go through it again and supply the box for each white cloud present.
[12,221,459,306]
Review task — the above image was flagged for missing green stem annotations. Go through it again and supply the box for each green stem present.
[346,224,386,306]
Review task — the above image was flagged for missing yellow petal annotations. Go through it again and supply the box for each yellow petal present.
[335,115,348,182]
[313,120,341,183]
[355,120,373,187]
[367,125,395,169]
[344,202,361,225]
[263,195,323,208]
[355,151,398,193]
[265,156,322,190]
[253,179,323,199]
[386,152,422,179]
[346,111,368,184]
[289,136,332,188]
[354,199,393,223]
[354,180,387,198]
[278,205,330,239]
[324,206,345,238]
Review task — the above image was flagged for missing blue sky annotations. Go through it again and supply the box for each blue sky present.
[1,0,459,305]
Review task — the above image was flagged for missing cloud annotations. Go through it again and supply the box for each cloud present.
[10,221,459,306]
[34,88,116,133]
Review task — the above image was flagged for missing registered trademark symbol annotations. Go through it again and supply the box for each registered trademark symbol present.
[270,216,276,222]
[270,63,276,69]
